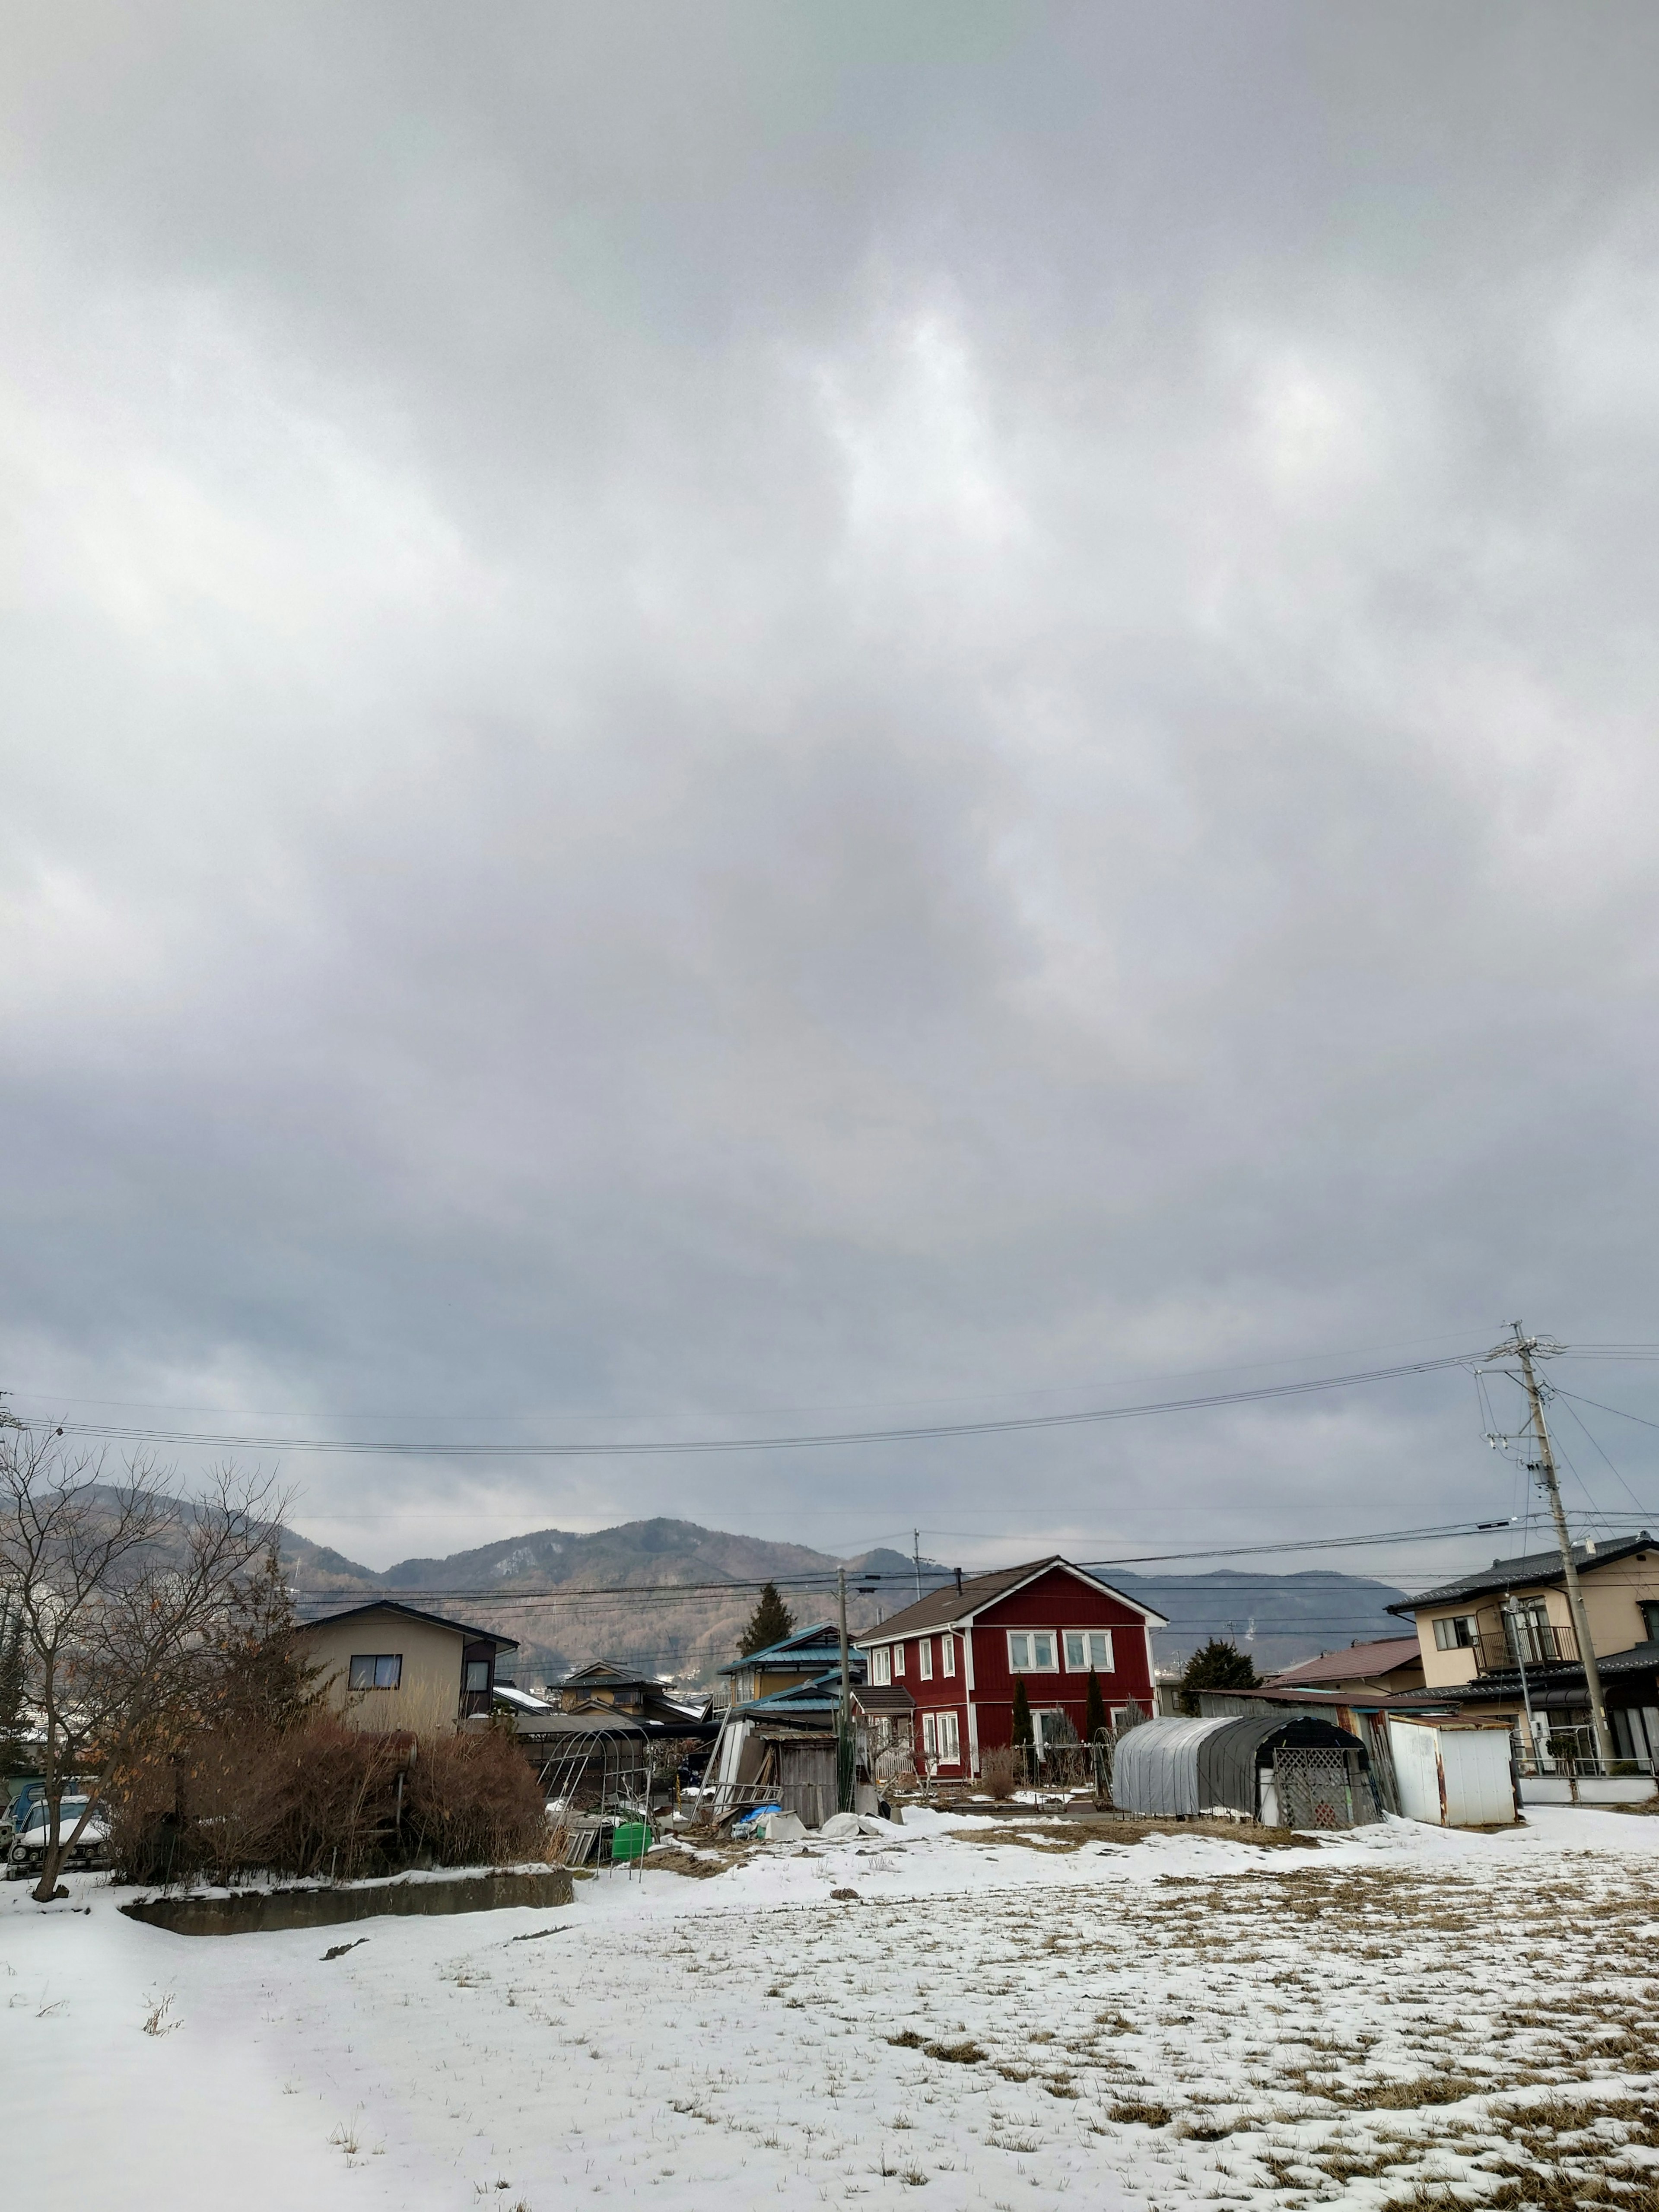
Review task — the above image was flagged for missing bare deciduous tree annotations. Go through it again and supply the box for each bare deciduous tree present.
[0,1427,280,1901]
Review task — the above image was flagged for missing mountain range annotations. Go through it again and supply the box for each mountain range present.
[275,1515,1410,1690]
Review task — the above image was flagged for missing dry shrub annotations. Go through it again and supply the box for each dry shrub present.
[108,1718,545,1885]
[404,1726,548,1866]
[980,1748,1020,1802]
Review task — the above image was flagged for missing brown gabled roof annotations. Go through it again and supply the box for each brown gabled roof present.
[852,1682,916,1716]
[1267,1637,1422,1689]
[295,1597,518,1652]
[853,1557,1168,1646]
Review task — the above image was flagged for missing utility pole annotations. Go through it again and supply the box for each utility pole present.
[1502,1322,1614,1768]
[837,1565,851,1724]
[912,1529,922,1602]
[836,1564,854,1815]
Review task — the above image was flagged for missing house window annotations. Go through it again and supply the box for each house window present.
[918,1638,934,1681]
[892,1643,905,1677]
[1063,1630,1113,1672]
[1641,1601,1659,1644]
[464,1660,490,1693]
[1433,1615,1478,1651]
[1006,1630,1057,1673]
[349,1654,402,1691]
[936,1711,960,1762]
[941,1635,956,1678]
[870,1645,892,1686]
[921,1712,937,1759]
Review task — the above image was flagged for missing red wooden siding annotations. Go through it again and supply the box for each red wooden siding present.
[896,1567,1155,1775]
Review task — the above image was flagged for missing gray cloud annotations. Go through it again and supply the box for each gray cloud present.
[4,4,1659,1575]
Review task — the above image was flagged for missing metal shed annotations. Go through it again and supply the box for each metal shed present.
[1387,1717,1517,1827]
[1111,1714,1378,1827]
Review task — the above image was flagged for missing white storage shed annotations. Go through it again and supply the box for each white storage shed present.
[1387,1716,1516,1826]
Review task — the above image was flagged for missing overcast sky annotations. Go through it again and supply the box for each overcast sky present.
[5,4,1659,1581]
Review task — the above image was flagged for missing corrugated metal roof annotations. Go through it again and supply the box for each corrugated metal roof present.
[852,1683,916,1715]
[1267,1638,1421,1688]
[715,1623,842,1675]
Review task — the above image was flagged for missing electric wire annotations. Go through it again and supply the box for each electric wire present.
[25,1350,1484,1459]
[286,1512,1535,1612]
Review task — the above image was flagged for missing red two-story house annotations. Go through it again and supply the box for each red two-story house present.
[854,1556,1165,1778]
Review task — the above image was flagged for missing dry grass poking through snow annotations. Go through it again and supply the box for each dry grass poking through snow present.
[470,1850,1659,2209]
[239,1830,1659,2210]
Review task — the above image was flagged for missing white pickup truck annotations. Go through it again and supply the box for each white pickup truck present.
[4,1796,111,1879]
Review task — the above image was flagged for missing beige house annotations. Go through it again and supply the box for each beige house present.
[1267,1636,1426,1697]
[295,1600,518,1733]
[1391,1534,1659,1693]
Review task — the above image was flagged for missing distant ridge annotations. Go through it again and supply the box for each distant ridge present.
[278,1514,1407,1689]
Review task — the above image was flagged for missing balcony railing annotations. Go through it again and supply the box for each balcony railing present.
[1474,1621,1579,1674]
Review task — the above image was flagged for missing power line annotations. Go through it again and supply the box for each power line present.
[286,1512,1532,1611]
[33,1350,1483,1460]
[1552,1386,1659,1437]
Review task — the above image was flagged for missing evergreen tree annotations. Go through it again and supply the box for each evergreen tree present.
[1177,1637,1259,1716]
[1084,1666,1107,1741]
[210,1547,330,1732]
[1010,1673,1033,1749]
[737,1581,795,1658]
[0,1599,25,1773]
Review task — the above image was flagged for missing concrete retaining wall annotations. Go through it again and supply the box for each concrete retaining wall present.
[1519,1775,1657,1807]
[119,1865,574,1937]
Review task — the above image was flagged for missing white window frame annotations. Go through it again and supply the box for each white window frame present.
[1062,1629,1113,1673]
[869,1645,891,1686]
[1005,1630,1058,1674]
[941,1634,956,1678]
[921,1711,938,1758]
[918,1637,934,1681]
[1433,1615,1478,1651]
[935,1710,960,1763]
[892,1642,906,1677]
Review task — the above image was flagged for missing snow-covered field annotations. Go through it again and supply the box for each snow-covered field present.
[5,1806,1659,2211]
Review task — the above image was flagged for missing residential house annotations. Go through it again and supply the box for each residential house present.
[704,1644,868,1825]
[714,1623,850,1711]
[545,1659,712,1731]
[1388,1534,1659,1770]
[854,1557,1166,1779]
[296,1600,517,1730]
[1266,1637,1425,1698]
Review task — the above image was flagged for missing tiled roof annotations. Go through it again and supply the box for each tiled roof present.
[560,1659,660,1689]
[854,1557,1169,1644]
[1387,1533,1655,1617]
[1267,1638,1422,1688]
[1457,1636,1659,1699]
